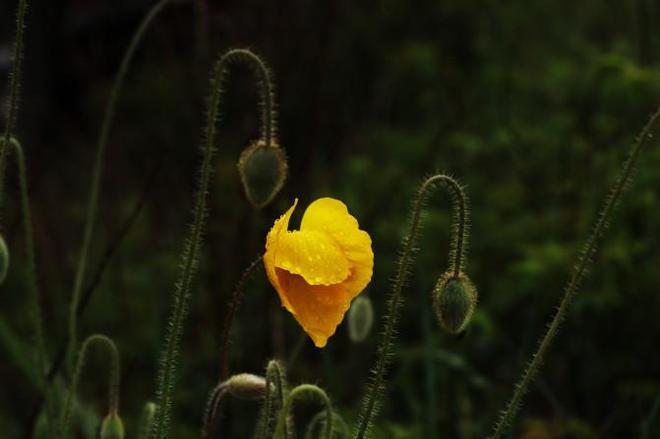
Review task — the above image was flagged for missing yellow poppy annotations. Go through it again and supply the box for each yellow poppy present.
[264,198,374,347]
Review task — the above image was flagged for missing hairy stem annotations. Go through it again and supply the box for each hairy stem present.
[66,0,170,374]
[201,254,264,438]
[490,107,660,438]
[6,137,55,434]
[274,384,332,439]
[59,334,121,439]
[255,360,289,439]
[0,0,29,210]
[150,48,276,439]
[353,174,469,439]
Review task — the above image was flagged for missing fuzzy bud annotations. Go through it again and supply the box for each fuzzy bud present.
[238,139,288,209]
[226,373,267,400]
[0,234,8,285]
[348,295,374,343]
[100,412,125,439]
[432,272,477,334]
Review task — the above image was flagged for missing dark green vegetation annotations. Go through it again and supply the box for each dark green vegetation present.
[1,0,660,438]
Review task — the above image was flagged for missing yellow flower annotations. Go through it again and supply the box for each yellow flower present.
[264,198,374,347]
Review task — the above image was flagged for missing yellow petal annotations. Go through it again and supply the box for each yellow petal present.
[301,197,373,294]
[264,198,374,348]
[274,268,356,347]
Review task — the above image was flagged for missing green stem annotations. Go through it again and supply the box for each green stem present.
[66,0,170,375]
[255,360,289,439]
[305,411,350,439]
[0,0,29,212]
[150,49,277,439]
[490,107,660,438]
[60,334,121,439]
[6,137,55,435]
[201,254,264,438]
[138,402,158,439]
[274,384,332,439]
[353,174,469,439]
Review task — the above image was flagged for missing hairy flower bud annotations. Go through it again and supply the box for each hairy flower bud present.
[0,234,8,285]
[238,139,288,209]
[226,373,267,400]
[432,272,477,334]
[348,295,374,343]
[100,412,125,439]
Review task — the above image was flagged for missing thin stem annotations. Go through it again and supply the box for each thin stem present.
[151,48,277,439]
[274,384,332,439]
[201,382,229,438]
[490,107,660,438]
[138,402,158,439]
[66,0,170,375]
[6,137,55,434]
[0,0,29,209]
[201,254,264,438]
[59,334,121,439]
[219,254,264,380]
[255,360,289,439]
[353,174,469,439]
[305,411,350,439]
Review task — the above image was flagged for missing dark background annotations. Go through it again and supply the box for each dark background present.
[1,0,660,437]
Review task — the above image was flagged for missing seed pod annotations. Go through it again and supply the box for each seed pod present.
[238,139,288,209]
[226,373,267,400]
[432,271,477,334]
[100,412,125,439]
[0,234,8,285]
[348,295,374,343]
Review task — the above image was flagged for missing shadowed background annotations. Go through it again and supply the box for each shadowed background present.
[1,0,660,437]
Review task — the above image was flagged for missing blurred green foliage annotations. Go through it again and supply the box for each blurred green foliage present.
[1,0,660,437]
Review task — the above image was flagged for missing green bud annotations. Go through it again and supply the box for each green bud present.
[238,139,288,209]
[348,295,374,343]
[226,373,267,400]
[100,412,125,439]
[0,234,8,285]
[432,272,477,334]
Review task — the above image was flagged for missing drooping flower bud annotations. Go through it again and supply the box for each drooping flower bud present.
[348,295,374,343]
[238,139,288,209]
[226,373,267,400]
[0,234,8,285]
[100,412,125,439]
[432,271,477,334]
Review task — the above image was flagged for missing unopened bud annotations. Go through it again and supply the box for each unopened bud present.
[0,234,8,285]
[432,272,477,334]
[100,412,125,439]
[348,295,374,343]
[238,139,288,209]
[226,373,267,400]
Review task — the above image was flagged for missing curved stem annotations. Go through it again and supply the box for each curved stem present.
[219,254,264,380]
[60,334,121,439]
[490,107,660,438]
[255,360,289,439]
[6,137,55,434]
[151,48,277,439]
[201,254,264,438]
[0,0,29,209]
[201,381,229,438]
[353,174,469,439]
[305,411,350,439]
[66,0,170,375]
[274,384,332,439]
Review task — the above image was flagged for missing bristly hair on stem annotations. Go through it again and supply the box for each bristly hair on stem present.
[353,173,470,439]
[66,0,170,377]
[489,106,660,438]
[201,254,264,438]
[0,0,30,215]
[5,137,56,435]
[254,360,289,439]
[59,334,121,439]
[150,49,278,439]
[273,384,333,439]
